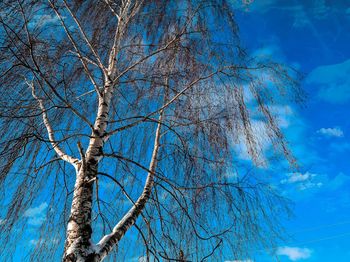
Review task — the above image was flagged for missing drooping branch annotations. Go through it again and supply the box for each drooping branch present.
[48,0,102,96]
[105,68,222,138]
[62,0,107,74]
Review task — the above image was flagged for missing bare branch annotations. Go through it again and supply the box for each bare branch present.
[105,68,221,138]
[62,0,107,74]
[29,80,79,166]
[48,0,103,96]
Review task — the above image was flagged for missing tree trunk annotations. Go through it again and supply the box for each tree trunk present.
[63,162,97,262]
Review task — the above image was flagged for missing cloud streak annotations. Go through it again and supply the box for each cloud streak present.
[317,127,344,137]
[281,172,322,191]
[307,59,350,104]
[24,202,48,226]
[276,246,312,261]
[281,172,317,184]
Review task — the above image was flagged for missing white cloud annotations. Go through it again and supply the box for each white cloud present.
[223,171,239,180]
[317,127,344,137]
[269,105,294,128]
[126,255,150,262]
[251,45,285,61]
[281,172,316,184]
[276,246,312,261]
[30,237,59,246]
[24,202,48,226]
[298,181,323,191]
[281,172,322,191]
[24,202,48,217]
[281,171,350,198]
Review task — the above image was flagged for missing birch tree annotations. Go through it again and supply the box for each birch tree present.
[0,0,301,261]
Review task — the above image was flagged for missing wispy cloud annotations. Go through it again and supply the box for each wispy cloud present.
[307,59,350,104]
[24,202,48,226]
[276,246,312,261]
[326,172,350,191]
[28,14,61,29]
[280,172,323,192]
[317,127,344,137]
[29,237,59,246]
[234,103,298,167]
[281,172,316,184]
[234,120,270,167]
[281,171,350,197]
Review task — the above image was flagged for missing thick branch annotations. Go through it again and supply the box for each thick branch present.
[95,101,164,260]
[29,81,79,166]
[107,0,143,78]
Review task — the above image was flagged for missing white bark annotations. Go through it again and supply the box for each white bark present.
[63,165,96,261]
[60,1,167,260]
[30,81,79,166]
[63,75,115,261]
[62,2,137,259]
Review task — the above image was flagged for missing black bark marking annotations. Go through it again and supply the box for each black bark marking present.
[97,146,103,156]
[64,253,76,262]
[87,158,97,165]
[86,253,97,262]
[83,224,93,236]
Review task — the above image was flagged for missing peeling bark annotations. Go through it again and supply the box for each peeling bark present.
[63,164,97,261]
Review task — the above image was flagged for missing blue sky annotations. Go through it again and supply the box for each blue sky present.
[231,0,350,261]
[4,1,350,261]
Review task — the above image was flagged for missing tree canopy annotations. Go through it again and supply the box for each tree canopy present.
[0,0,301,261]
